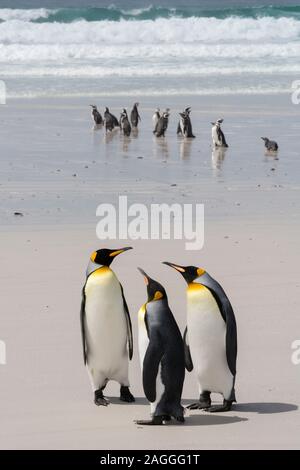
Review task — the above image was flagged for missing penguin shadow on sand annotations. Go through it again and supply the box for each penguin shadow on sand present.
[234,402,298,414]
[108,396,148,406]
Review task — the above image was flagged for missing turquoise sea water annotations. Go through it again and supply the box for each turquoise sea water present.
[0,1,300,97]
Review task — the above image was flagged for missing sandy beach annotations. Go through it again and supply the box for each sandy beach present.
[0,93,300,449]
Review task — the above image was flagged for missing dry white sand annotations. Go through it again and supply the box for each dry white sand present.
[0,219,299,449]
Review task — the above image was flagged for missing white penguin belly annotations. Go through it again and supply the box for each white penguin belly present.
[212,127,220,146]
[84,267,128,383]
[138,305,164,415]
[187,284,233,398]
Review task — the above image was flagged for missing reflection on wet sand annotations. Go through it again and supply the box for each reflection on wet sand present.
[212,146,227,171]
[131,128,139,138]
[153,136,169,160]
[121,136,131,153]
[179,137,193,160]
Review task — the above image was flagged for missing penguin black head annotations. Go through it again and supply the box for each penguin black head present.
[261,137,269,143]
[105,107,109,112]
[163,262,205,284]
[90,104,97,109]
[90,247,132,267]
[138,267,167,302]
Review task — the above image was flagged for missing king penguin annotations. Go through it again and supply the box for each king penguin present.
[80,247,135,406]
[136,268,185,425]
[163,262,237,412]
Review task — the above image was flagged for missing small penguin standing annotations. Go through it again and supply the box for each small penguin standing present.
[211,119,228,148]
[154,110,170,137]
[130,102,141,128]
[163,262,237,412]
[261,137,278,152]
[90,105,103,128]
[80,247,135,406]
[104,107,119,133]
[119,109,131,136]
[136,268,185,425]
[152,108,160,131]
[177,107,195,138]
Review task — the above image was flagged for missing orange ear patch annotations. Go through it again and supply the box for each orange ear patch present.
[197,268,205,276]
[154,291,163,300]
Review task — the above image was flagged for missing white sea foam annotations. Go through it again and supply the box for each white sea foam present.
[1,64,300,78]
[0,16,300,46]
[7,86,291,100]
[0,42,299,63]
[0,8,52,22]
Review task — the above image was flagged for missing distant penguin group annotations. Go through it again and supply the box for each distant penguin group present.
[80,247,238,425]
[89,103,278,152]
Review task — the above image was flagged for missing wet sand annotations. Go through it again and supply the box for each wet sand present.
[0,94,300,449]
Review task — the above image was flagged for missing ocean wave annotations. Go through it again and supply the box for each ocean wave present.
[6,86,291,100]
[1,16,300,46]
[0,42,299,62]
[2,64,300,78]
[1,5,300,23]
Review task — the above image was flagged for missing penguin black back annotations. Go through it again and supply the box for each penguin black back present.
[136,268,185,425]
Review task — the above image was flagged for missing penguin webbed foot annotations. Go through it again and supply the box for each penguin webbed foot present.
[120,386,135,403]
[135,416,164,426]
[186,401,211,410]
[205,400,233,413]
[94,389,109,407]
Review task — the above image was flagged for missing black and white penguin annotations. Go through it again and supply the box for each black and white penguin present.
[211,119,228,148]
[130,102,141,128]
[80,247,135,406]
[163,262,237,412]
[177,107,195,138]
[154,110,170,137]
[120,109,131,137]
[136,268,185,425]
[90,105,103,127]
[152,108,160,131]
[104,107,119,133]
[261,137,278,152]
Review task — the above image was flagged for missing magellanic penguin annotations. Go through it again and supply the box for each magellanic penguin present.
[80,247,135,406]
[136,268,185,425]
[104,107,119,133]
[152,108,160,130]
[177,107,195,138]
[163,262,237,412]
[120,109,132,137]
[154,110,170,137]
[211,119,228,148]
[130,102,141,128]
[90,105,103,127]
[261,137,278,152]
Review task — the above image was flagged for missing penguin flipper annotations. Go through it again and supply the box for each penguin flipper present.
[80,287,88,365]
[203,277,237,376]
[143,331,164,402]
[120,284,133,360]
[183,327,193,372]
